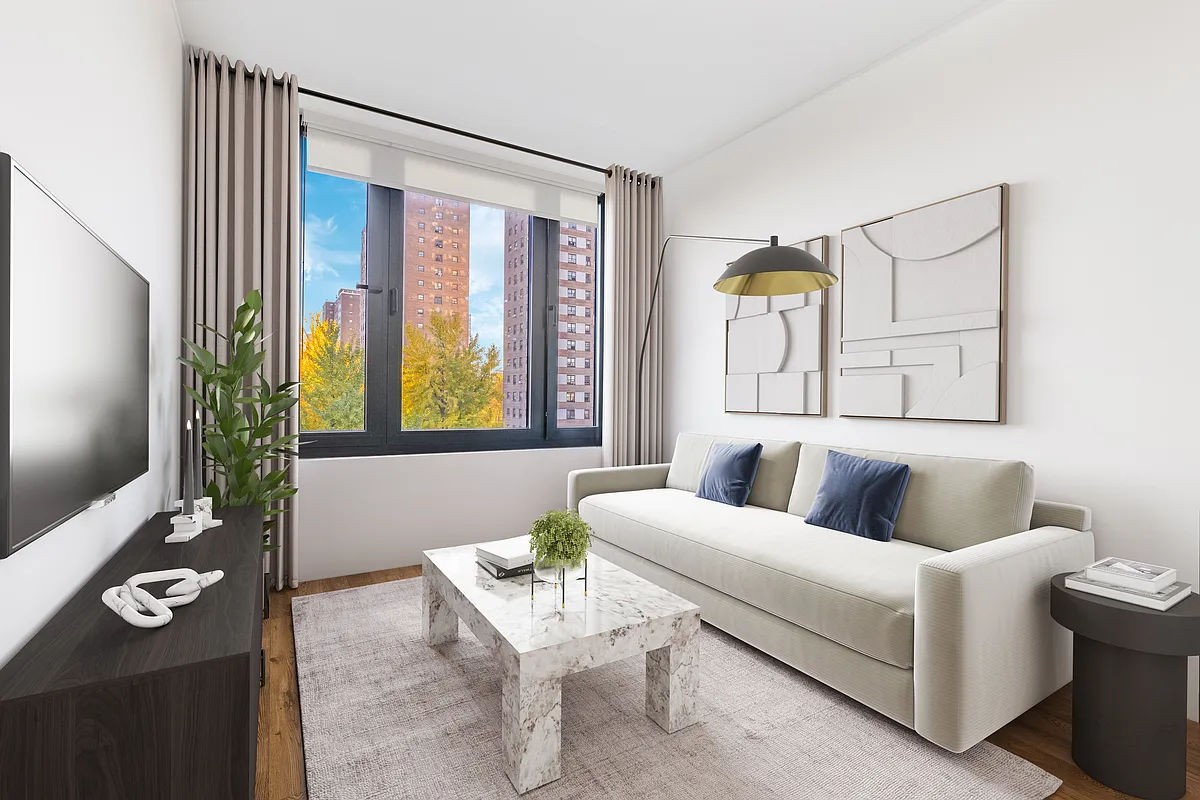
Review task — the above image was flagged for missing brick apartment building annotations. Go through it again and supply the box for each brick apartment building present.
[501,214,597,429]
[554,222,597,427]
[501,211,530,427]
[403,192,470,340]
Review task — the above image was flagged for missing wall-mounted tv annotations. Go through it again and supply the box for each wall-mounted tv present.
[0,153,150,558]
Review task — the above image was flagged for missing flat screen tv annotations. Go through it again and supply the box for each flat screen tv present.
[0,153,150,558]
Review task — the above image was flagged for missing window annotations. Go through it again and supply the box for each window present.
[301,175,603,456]
[299,170,368,432]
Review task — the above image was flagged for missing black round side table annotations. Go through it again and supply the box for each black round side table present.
[1050,573,1200,800]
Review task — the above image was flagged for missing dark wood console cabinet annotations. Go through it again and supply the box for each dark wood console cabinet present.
[0,506,263,799]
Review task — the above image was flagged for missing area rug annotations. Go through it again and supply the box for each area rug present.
[293,578,1061,799]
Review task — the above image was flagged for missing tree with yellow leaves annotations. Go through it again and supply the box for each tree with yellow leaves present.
[401,312,502,430]
[299,313,365,431]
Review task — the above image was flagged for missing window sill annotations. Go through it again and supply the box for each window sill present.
[299,435,601,460]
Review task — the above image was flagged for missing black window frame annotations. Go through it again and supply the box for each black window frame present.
[300,180,604,458]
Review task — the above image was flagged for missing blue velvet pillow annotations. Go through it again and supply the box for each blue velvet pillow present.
[695,442,763,507]
[805,450,911,542]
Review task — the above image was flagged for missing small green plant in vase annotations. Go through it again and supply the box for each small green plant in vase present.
[528,509,591,606]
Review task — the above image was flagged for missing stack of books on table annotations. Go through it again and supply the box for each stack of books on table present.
[475,536,534,579]
[1066,557,1192,611]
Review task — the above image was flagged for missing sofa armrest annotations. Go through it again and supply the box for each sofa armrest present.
[1031,499,1092,532]
[567,464,670,511]
[914,526,1095,752]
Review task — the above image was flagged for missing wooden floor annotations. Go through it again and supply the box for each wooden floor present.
[257,566,1200,800]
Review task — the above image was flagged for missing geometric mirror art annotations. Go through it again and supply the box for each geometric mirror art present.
[840,185,1007,422]
[725,236,829,416]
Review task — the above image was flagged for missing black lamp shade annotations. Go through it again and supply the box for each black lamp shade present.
[713,244,838,296]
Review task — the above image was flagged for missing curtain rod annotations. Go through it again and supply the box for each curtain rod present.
[299,87,611,177]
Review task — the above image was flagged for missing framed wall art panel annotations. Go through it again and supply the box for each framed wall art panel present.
[724,236,829,416]
[839,185,1007,423]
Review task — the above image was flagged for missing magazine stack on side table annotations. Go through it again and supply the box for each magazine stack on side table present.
[475,536,534,579]
[1065,556,1191,611]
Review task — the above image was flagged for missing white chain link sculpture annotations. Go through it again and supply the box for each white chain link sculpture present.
[101,568,225,629]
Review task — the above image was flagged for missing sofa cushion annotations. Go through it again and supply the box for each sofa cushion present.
[806,451,911,542]
[666,432,800,512]
[579,488,945,668]
[695,442,763,507]
[788,444,1035,552]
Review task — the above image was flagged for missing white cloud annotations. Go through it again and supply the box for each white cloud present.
[469,256,499,294]
[303,213,359,283]
[469,292,506,354]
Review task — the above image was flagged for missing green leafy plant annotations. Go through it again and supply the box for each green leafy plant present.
[528,510,592,569]
[180,290,299,549]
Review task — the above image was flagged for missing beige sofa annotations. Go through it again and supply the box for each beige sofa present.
[568,433,1094,752]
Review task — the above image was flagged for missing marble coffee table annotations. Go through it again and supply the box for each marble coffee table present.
[421,544,701,794]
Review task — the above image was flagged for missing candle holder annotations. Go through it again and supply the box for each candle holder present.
[167,496,223,542]
[166,414,224,543]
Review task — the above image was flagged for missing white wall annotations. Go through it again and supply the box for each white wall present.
[663,0,1200,712]
[297,447,602,580]
[0,2,183,665]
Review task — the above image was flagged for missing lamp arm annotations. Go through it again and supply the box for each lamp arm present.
[632,234,772,464]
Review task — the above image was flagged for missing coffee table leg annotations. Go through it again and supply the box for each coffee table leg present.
[422,577,459,645]
[501,652,562,794]
[646,612,700,733]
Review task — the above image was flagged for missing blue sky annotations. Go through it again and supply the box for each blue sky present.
[302,170,506,354]
[302,171,365,323]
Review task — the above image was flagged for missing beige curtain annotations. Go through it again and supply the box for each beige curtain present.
[607,165,665,466]
[184,48,301,589]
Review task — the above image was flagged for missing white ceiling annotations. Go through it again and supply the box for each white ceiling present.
[176,0,992,175]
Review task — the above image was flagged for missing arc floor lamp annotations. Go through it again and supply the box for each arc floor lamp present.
[634,234,838,461]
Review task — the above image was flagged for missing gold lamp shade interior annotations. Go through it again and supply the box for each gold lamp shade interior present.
[713,243,838,296]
